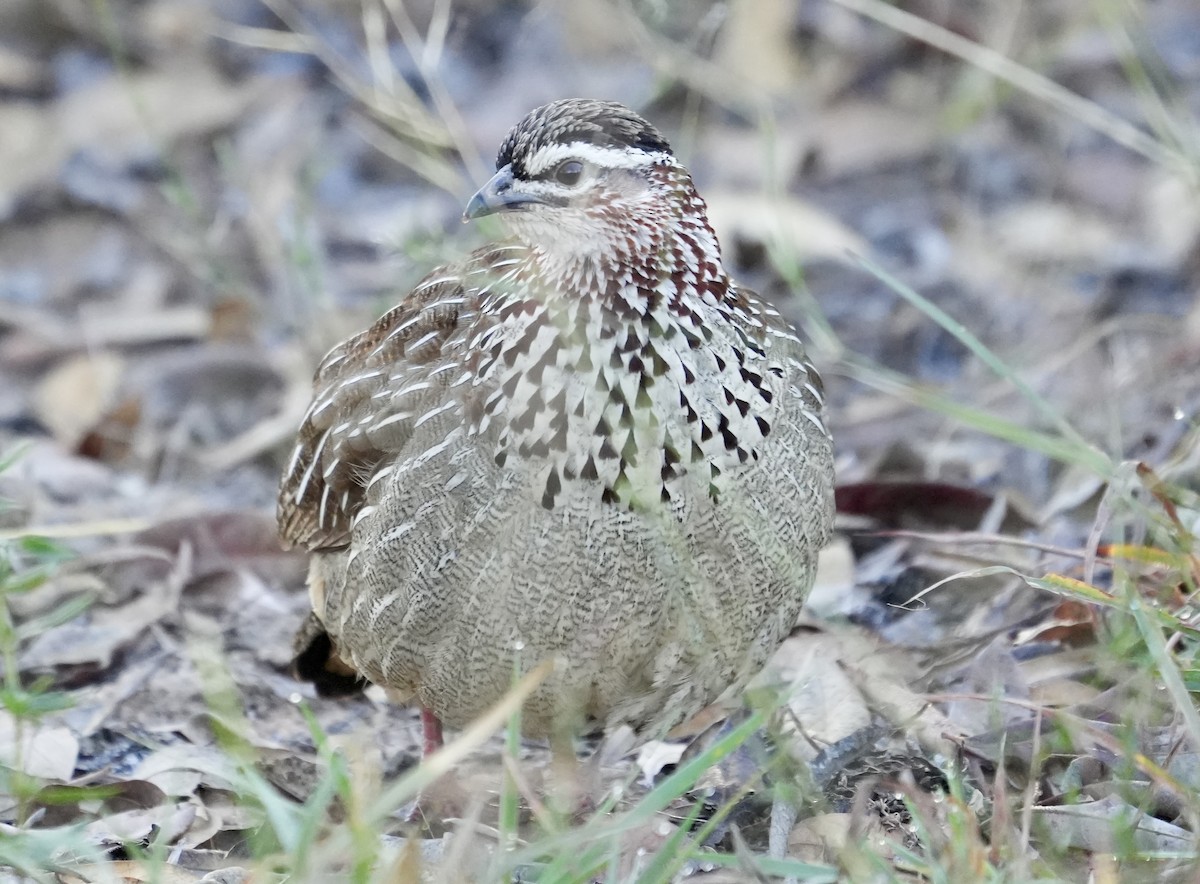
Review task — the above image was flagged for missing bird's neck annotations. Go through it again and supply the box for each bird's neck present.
[522,207,731,320]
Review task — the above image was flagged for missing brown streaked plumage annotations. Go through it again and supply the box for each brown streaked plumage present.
[279,98,835,746]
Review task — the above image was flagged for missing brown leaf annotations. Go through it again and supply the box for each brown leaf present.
[136,511,302,583]
[34,352,124,450]
[836,481,1011,530]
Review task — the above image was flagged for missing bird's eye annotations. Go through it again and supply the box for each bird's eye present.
[554,160,584,186]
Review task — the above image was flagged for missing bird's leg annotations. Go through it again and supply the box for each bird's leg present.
[421,707,444,757]
[399,706,469,832]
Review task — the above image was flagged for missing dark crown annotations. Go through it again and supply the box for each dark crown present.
[496,99,673,179]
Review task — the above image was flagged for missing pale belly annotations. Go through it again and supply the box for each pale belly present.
[321,411,831,737]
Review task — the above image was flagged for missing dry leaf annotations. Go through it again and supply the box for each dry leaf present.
[58,860,200,883]
[35,351,124,450]
[134,745,240,797]
[789,811,893,864]
[1031,795,1193,853]
[705,190,868,264]
[811,100,939,177]
[82,801,196,850]
[0,715,79,781]
[756,628,872,763]
[20,583,177,671]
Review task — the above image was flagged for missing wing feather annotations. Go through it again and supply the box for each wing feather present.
[278,270,471,550]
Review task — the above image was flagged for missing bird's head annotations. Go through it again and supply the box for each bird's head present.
[464,99,715,277]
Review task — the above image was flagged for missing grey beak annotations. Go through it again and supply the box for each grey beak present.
[463,165,543,221]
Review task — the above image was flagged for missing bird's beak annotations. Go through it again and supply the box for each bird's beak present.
[463,165,543,221]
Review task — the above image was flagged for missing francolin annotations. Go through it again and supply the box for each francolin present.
[279,99,835,762]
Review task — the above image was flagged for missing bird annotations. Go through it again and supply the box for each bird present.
[279,98,835,767]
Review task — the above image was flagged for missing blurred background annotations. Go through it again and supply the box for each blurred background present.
[1,0,1197,520]
[0,0,1199,875]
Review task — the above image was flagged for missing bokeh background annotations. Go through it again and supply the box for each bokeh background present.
[1,0,1199,878]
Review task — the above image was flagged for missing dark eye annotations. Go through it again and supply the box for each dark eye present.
[554,160,584,186]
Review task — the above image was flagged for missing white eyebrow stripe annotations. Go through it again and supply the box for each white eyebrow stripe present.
[520,141,671,177]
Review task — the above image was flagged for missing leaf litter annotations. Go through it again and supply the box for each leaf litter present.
[0,0,1198,880]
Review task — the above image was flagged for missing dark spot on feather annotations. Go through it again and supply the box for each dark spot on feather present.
[649,349,670,375]
[621,439,639,469]
[550,421,568,452]
[542,469,561,509]
[511,407,535,433]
